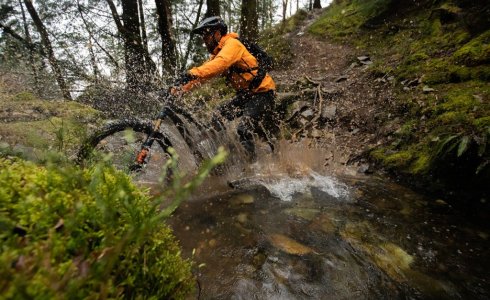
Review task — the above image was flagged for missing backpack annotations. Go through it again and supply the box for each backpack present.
[230,37,275,90]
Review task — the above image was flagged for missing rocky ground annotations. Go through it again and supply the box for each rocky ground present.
[272,9,401,175]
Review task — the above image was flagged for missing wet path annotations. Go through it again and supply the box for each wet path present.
[167,172,489,299]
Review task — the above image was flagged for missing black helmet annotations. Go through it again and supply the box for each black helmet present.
[192,16,228,35]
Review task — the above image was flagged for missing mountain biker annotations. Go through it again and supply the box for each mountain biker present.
[170,16,277,158]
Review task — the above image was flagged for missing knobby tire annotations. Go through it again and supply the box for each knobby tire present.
[76,118,172,167]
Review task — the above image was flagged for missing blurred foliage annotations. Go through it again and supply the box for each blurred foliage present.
[0,146,227,299]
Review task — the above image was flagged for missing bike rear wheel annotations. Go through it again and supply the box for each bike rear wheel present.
[77,119,172,173]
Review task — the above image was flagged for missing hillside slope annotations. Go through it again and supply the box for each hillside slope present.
[271,1,489,207]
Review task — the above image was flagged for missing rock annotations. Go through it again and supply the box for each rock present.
[236,213,248,223]
[347,62,359,70]
[230,193,255,205]
[473,94,483,102]
[422,86,436,93]
[268,234,315,255]
[208,239,217,247]
[321,104,337,119]
[283,208,320,221]
[286,101,311,122]
[357,163,371,174]
[300,109,314,119]
[357,55,372,65]
[309,128,323,138]
[299,118,309,126]
[435,199,447,206]
[335,75,348,82]
[310,213,337,234]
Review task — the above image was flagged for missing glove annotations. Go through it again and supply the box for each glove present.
[174,72,196,86]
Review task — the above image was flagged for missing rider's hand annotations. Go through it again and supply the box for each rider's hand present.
[174,72,196,86]
[170,86,183,97]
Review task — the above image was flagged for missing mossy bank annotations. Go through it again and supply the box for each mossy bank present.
[0,157,195,298]
[309,0,489,205]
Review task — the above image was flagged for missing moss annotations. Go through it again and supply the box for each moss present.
[431,18,442,36]
[371,148,414,169]
[435,111,468,125]
[452,30,490,66]
[473,116,490,129]
[406,51,430,65]
[0,158,195,298]
[0,117,88,152]
[0,92,102,156]
[434,82,489,118]
[384,150,414,167]
[282,9,308,33]
[410,150,432,174]
[440,90,480,112]
[13,91,37,102]
[395,120,417,139]
[308,2,362,38]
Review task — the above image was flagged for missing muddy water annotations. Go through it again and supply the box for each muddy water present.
[163,143,489,299]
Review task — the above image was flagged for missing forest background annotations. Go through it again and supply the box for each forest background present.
[0,0,330,99]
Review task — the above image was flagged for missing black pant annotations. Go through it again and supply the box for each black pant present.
[211,90,277,156]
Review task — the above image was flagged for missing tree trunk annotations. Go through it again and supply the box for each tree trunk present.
[19,0,41,94]
[204,0,220,18]
[23,0,72,100]
[240,0,258,40]
[282,0,288,23]
[183,0,204,69]
[155,0,177,76]
[313,0,322,9]
[88,37,99,84]
[138,0,156,75]
[120,0,147,90]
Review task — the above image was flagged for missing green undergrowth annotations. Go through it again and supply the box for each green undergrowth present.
[0,157,192,298]
[309,0,489,194]
[259,10,309,70]
[0,147,228,298]
[0,91,102,156]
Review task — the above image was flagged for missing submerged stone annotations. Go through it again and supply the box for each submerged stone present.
[236,213,248,223]
[230,193,255,205]
[373,243,414,280]
[283,208,320,221]
[268,234,315,255]
[310,213,337,234]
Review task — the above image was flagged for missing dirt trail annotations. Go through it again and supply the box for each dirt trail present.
[272,10,399,174]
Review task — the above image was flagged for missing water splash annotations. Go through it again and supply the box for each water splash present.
[259,171,349,201]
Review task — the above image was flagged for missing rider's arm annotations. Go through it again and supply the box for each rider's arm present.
[176,38,245,93]
[190,38,245,79]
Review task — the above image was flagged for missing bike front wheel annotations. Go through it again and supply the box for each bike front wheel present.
[77,119,172,174]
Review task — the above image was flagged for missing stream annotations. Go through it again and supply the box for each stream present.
[123,119,489,299]
[160,149,489,299]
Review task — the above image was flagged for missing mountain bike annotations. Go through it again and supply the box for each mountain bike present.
[76,92,209,173]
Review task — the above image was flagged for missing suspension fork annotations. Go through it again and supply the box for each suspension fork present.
[135,109,169,165]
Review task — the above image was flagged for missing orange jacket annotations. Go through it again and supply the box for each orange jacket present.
[183,32,275,94]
